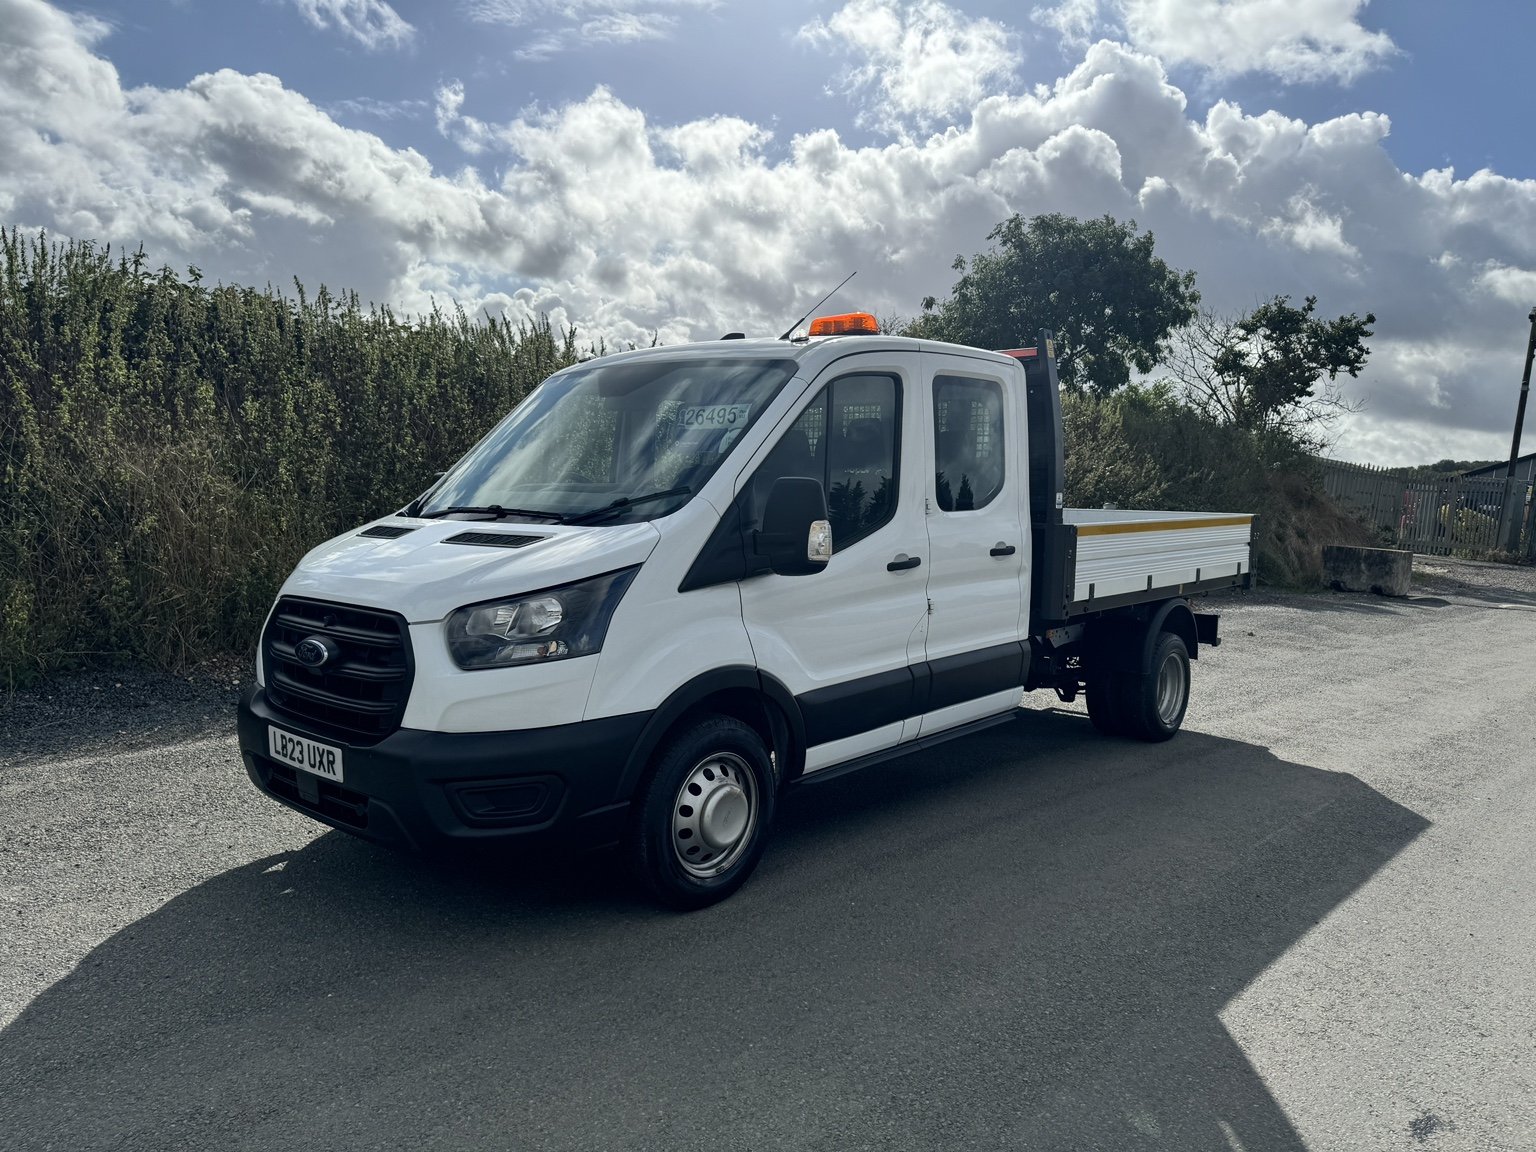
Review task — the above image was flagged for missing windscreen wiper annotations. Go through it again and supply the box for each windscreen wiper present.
[565,487,692,525]
[418,504,569,523]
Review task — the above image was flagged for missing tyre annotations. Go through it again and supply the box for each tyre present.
[626,714,777,910]
[1117,631,1190,742]
[1086,673,1126,736]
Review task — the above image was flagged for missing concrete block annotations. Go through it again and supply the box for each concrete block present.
[1322,545,1412,597]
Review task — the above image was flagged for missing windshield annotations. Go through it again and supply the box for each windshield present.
[421,355,800,524]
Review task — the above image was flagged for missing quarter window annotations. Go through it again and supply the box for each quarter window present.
[933,375,1004,511]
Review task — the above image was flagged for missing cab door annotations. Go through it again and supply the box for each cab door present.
[916,353,1029,736]
[736,354,929,772]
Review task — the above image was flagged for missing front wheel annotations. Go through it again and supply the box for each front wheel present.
[626,714,777,910]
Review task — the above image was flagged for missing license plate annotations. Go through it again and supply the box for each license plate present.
[268,726,344,783]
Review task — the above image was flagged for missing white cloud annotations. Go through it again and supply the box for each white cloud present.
[1033,0,1099,46]
[1477,263,1536,307]
[4,0,1534,463]
[328,95,429,121]
[799,0,1020,136]
[1033,0,1397,84]
[287,0,415,50]
[580,11,669,43]
[462,0,716,56]
[1262,193,1359,261]
[433,80,499,154]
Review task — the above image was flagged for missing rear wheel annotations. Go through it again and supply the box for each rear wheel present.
[1086,673,1127,736]
[626,714,776,910]
[1117,632,1190,742]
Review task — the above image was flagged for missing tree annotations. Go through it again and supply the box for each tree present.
[907,213,1199,393]
[1162,295,1375,447]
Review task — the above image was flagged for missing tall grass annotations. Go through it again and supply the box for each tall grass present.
[0,231,578,685]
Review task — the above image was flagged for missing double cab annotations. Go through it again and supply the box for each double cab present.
[238,316,1253,908]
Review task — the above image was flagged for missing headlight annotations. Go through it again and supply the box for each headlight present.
[445,568,639,671]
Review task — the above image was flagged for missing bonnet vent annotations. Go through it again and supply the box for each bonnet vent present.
[359,524,418,539]
[441,531,544,549]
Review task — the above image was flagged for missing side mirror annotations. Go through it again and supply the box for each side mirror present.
[756,477,833,576]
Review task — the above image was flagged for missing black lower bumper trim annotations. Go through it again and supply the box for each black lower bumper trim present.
[261,756,370,828]
[239,686,648,854]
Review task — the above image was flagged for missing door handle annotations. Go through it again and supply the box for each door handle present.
[887,554,922,571]
[990,542,1017,557]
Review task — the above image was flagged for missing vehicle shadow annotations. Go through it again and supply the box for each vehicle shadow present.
[0,713,1427,1151]
[1264,592,1443,616]
[1253,585,1536,616]
[1424,582,1536,609]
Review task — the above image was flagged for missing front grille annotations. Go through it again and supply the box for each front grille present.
[260,756,369,828]
[263,597,413,743]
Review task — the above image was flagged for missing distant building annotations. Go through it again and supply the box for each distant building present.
[1463,453,1536,483]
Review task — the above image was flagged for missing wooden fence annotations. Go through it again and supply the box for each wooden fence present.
[1318,458,1536,558]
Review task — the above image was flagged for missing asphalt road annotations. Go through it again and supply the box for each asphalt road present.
[3,559,1534,1151]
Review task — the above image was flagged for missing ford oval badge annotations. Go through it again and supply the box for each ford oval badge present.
[295,636,334,667]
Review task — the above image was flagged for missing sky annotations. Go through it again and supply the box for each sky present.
[3,0,1535,465]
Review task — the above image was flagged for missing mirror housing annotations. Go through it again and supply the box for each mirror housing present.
[756,477,832,576]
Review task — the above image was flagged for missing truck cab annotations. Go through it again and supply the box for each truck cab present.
[237,317,1252,908]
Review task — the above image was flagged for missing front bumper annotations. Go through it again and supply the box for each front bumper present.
[238,686,648,854]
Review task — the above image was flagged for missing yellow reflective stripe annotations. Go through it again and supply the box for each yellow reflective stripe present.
[1074,515,1254,537]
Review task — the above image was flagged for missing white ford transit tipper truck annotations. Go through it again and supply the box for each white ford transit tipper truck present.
[238,316,1253,908]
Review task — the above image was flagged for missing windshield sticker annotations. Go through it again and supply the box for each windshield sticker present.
[677,403,751,429]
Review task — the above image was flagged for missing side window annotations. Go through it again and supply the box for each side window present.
[826,374,900,548]
[746,373,900,552]
[933,375,1004,511]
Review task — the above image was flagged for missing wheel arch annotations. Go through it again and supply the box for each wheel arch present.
[1088,597,1197,676]
[1148,598,1198,664]
[613,667,806,803]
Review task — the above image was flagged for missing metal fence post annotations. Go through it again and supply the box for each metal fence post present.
[1506,307,1536,478]
[1524,483,1536,562]
[1501,477,1525,552]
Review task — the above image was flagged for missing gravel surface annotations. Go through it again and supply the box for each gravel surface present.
[1410,554,1536,598]
[2,557,1534,1151]
[0,665,246,768]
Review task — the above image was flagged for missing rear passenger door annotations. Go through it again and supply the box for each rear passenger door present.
[736,356,929,772]
[917,354,1028,736]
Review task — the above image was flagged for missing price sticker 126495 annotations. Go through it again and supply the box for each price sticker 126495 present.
[677,404,751,429]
